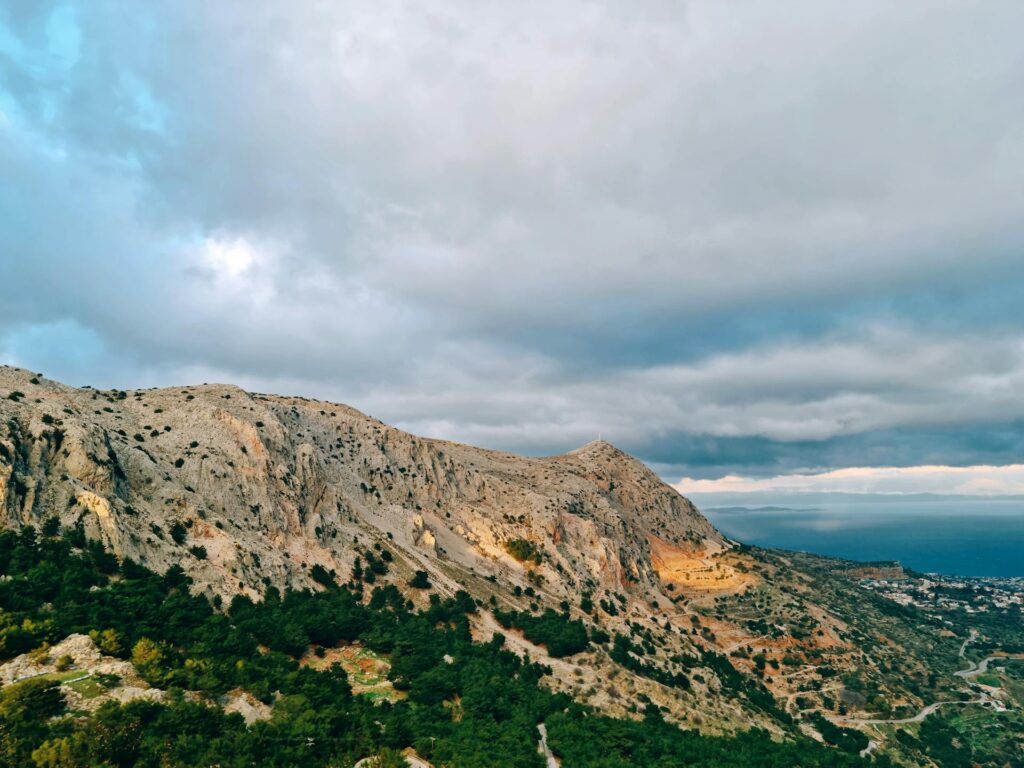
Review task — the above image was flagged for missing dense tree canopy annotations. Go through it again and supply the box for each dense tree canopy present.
[0,526,882,767]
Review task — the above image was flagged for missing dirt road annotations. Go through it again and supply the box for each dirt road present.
[538,723,560,768]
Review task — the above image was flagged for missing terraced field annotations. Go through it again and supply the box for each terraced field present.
[303,644,403,703]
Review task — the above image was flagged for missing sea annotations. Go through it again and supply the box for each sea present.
[687,494,1024,579]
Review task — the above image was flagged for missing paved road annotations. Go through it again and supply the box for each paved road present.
[951,629,982,678]
[959,629,978,659]
[838,698,989,726]
[830,629,1017,734]
[835,629,994,725]
[954,654,1022,679]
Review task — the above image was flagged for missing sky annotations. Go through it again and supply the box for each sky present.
[3,1,1024,494]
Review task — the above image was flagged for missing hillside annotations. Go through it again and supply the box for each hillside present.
[0,526,875,768]
[0,365,716,601]
[2,365,1018,765]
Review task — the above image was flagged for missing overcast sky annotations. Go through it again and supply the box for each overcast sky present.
[3,2,1024,492]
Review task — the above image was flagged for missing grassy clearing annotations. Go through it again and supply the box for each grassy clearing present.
[4,670,84,692]
[340,647,390,688]
[4,670,117,702]
[66,675,106,699]
[1004,677,1024,707]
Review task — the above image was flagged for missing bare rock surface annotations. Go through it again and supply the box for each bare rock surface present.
[0,634,135,686]
[0,365,719,602]
[222,689,273,724]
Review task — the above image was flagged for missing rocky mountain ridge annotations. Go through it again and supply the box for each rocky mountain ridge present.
[0,365,718,603]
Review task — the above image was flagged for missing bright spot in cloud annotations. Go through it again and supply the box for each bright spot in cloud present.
[676,464,1024,496]
[200,237,257,280]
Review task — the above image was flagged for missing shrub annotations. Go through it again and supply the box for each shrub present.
[89,628,123,657]
[310,564,335,588]
[169,521,188,545]
[504,538,542,564]
[364,552,388,576]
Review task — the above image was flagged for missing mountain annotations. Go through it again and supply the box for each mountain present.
[0,365,716,600]
[0,366,753,722]
[1,365,1019,766]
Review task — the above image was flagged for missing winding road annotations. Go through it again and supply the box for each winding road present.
[837,628,1016,727]
[952,627,1023,679]
[838,697,990,726]
[954,654,1020,679]
[958,629,978,660]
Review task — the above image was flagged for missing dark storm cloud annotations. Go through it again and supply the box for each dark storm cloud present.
[2,1,1024,481]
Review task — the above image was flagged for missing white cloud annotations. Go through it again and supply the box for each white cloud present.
[676,464,1024,496]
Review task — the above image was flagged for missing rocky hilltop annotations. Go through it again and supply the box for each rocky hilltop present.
[0,365,718,602]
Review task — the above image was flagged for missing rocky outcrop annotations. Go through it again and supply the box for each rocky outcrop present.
[0,366,720,602]
[0,634,130,686]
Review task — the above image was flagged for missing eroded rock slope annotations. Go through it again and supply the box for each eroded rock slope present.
[0,365,718,602]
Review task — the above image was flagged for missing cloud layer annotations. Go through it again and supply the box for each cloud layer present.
[678,464,1024,497]
[3,1,1024,482]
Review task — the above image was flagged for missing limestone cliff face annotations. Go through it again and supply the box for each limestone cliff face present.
[0,366,720,601]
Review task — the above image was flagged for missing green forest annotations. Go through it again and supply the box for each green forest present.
[0,523,885,767]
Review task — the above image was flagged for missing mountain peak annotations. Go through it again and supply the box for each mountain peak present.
[565,438,631,461]
[571,437,618,452]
